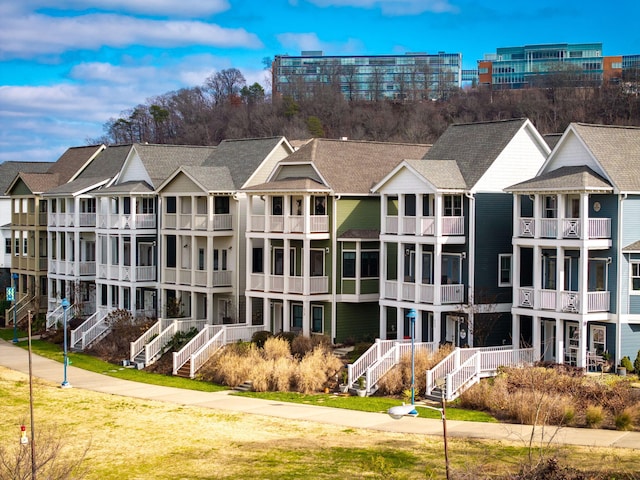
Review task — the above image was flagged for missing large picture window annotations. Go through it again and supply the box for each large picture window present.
[361,251,379,278]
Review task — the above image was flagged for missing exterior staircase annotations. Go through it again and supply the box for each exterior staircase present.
[69,310,110,350]
[5,295,35,327]
[425,346,535,401]
[45,302,76,330]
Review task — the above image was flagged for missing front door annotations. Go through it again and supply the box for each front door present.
[273,302,283,333]
[542,320,556,362]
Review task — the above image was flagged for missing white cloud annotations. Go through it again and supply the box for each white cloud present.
[0,12,263,59]
[4,0,231,18]
[276,33,363,55]
[303,0,458,15]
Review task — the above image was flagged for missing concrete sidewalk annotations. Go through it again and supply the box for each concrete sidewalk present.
[1,338,638,449]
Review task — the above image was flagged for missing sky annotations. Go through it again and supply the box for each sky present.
[1,0,639,164]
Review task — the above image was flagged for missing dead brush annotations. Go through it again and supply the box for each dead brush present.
[294,347,342,394]
[262,337,291,360]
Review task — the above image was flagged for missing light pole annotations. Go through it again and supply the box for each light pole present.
[407,308,417,405]
[387,391,450,480]
[11,272,19,344]
[61,297,72,388]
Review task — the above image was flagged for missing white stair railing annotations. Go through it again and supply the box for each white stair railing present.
[347,339,398,389]
[129,319,163,362]
[78,312,110,350]
[5,295,33,326]
[70,311,99,350]
[173,325,220,375]
[45,303,77,330]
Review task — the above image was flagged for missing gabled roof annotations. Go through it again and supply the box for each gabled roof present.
[44,176,110,196]
[203,137,292,189]
[424,118,531,187]
[45,145,105,183]
[179,166,235,192]
[0,161,51,196]
[568,123,640,192]
[132,144,216,187]
[244,177,330,193]
[12,172,61,194]
[403,159,467,190]
[622,241,640,252]
[507,165,613,193]
[275,138,431,194]
[95,180,154,195]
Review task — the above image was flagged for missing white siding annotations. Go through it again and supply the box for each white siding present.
[376,166,433,194]
[473,126,548,193]
[244,143,292,188]
[542,131,607,178]
[119,152,152,186]
[162,172,203,194]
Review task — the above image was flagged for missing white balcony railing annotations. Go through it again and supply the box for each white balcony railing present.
[249,215,329,233]
[384,215,462,236]
[516,287,610,313]
[441,283,464,303]
[517,217,611,240]
[540,289,557,310]
[249,274,327,294]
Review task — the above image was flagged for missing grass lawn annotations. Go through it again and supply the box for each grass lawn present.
[2,366,639,480]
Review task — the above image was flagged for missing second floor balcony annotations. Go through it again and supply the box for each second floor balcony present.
[49,259,96,277]
[382,280,464,304]
[97,263,157,282]
[249,273,329,295]
[517,217,611,240]
[164,268,233,288]
[97,213,156,230]
[48,212,97,228]
[164,213,232,231]
[250,215,329,234]
[516,287,610,314]
[385,215,464,236]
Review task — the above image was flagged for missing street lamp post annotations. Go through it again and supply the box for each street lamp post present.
[407,308,417,405]
[61,298,72,388]
[11,272,19,344]
[387,391,450,480]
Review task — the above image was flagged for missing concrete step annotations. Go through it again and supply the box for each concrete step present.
[234,380,253,392]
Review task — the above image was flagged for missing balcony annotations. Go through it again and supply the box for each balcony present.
[249,215,329,234]
[164,213,232,231]
[163,268,233,288]
[249,274,329,294]
[516,287,610,313]
[97,264,156,282]
[517,217,611,240]
[382,281,464,304]
[384,215,464,236]
[98,214,156,230]
[48,212,97,228]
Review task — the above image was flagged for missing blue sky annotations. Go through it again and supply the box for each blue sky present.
[1,0,639,163]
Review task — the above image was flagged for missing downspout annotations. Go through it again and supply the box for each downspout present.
[331,194,340,344]
[616,193,627,366]
[465,192,475,346]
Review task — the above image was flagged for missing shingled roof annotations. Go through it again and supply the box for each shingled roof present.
[404,159,467,190]
[276,138,431,194]
[45,145,105,183]
[133,144,216,188]
[203,137,289,188]
[13,172,61,194]
[424,118,529,187]
[507,165,613,193]
[179,166,235,192]
[0,161,51,196]
[569,123,640,192]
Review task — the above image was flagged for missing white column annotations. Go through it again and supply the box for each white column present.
[581,193,589,239]
[395,241,402,301]
[556,245,564,312]
[433,311,442,343]
[433,242,442,305]
[532,315,541,362]
[579,246,588,315]
[532,245,541,309]
[396,307,404,340]
[578,320,588,368]
[512,314,520,348]
[555,317,564,364]
[381,194,388,234]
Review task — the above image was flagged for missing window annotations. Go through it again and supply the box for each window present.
[313,196,326,215]
[443,195,462,216]
[632,262,640,292]
[215,196,229,214]
[498,254,512,287]
[14,237,19,256]
[5,238,11,255]
[544,195,557,218]
[291,304,303,330]
[272,197,283,216]
[441,254,461,284]
[422,252,433,283]
[312,305,323,333]
[198,248,205,270]
[404,195,416,216]
[166,197,177,214]
[140,197,155,214]
[273,248,284,275]
[361,251,379,278]
[343,251,356,278]
[310,250,324,276]
[22,236,27,256]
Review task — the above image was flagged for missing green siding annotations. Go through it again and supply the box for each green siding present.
[474,193,513,303]
[361,278,378,294]
[336,197,380,236]
[335,302,379,343]
[11,180,33,195]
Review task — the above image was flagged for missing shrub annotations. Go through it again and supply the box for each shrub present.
[294,347,342,394]
[634,350,640,374]
[251,330,273,348]
[276,331,297,345]
[291,335,313,357]
[585,405,604,428]
[614,409,635,431]
[621,356,634,373]
[262,337,291,360]
[376,366,404,395]
[271,358,296,391]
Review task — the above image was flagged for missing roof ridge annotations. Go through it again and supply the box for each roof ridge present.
[450,118,527,127]
[574,123,640,131]
[314,138,432,147]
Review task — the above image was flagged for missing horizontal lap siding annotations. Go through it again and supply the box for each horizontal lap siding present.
[335,302,379,343]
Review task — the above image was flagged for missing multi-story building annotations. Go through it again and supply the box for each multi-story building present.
[508,123,640,368]
[93,144,215,320]
[373,119,550,345]
[243,138,431,342]
[273,51,462,101]
[157,137,293,324]
[43,145,131,320]
[5,145,105,321]
[478,43,615,90]
[0,161,50,291]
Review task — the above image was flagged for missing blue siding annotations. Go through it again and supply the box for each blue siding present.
[620,323,640,361]
[474,193,513,302]
[630,296,640,315]
[621,196,640,247]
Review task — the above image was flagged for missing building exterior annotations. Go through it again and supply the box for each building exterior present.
[372,119,550,345]
[243,138,431,342]
[0,161,50,290]
[478,43,617,90]
[43,145,131,320]
[508,123,640,368]
[157,137,294,325]
[273,51,462,101]
[6,145,105,322]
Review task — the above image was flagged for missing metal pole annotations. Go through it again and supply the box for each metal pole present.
[411,314,415,405]
[12,273,19,344]
[61,298,71,388]
[27,310,36,479]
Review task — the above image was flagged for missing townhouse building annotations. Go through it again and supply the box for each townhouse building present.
[373,119,551,346]
[157,137,293,324]
[243,138,431,343]
[5,145,105,322]
[508,123,640,368]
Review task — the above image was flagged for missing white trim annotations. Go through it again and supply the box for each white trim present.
[498,253,512,287]
[630,261,640,295]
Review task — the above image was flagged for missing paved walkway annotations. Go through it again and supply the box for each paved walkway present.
[1,339,639,449]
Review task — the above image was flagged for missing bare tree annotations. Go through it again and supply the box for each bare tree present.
[205,68,247,105]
